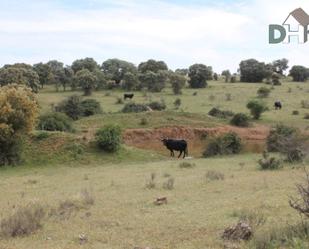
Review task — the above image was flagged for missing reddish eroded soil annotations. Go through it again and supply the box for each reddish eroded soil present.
[123,125,270,157]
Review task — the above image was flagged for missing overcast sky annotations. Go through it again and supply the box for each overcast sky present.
[0,0,308,72]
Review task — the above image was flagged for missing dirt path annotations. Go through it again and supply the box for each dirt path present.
[123,125,270,157]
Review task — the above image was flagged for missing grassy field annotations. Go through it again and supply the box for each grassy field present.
[37,81,309,130]
[1,80,309,248]
[0,154,308,249]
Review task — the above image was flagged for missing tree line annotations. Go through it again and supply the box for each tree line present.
[0,58,308,96]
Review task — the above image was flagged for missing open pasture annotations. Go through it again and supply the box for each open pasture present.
[37,81,309,130]
[0,154,308,249]
[1,80,309,249]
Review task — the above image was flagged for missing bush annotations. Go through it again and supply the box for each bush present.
[208,107,234,119]
[0,84,39,166]
[51,189,95,219]
[56,95,84,120]
[289,171,309,218]
[230,75,237,83]
[147,101,166,111]
[0,203,45,237]
[258,151,282,170]
[277,134,307,163]
[37,112,73,132]
[230,113,250,127]
[170,73,186,95]
[139,117,148,126]
[34,131,50,140]
[174,98,182,109]
[95,125,122,152]
[145,173,156,189]
[80,99,102,116]
[56,96,102,119]
[0,135,23,166]
[301,100,309,109]
[122,103,149,113]
[162,177,174,190]
[257,87,271,98]
[304,113,309,119]
[203,132,242,157]
[267,124,297,152]
[292,110,299,115]
[179,162,195,168]
[246,100,267,119]
[231,209,266,229]
[205,170,225,181]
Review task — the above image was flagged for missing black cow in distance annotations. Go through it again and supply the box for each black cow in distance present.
[124,93,134,100]
[274,101,282,110]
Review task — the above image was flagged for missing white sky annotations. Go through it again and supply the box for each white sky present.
[0,0,308,73]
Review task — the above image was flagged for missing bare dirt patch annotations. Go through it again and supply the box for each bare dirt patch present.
[123,125,270,157]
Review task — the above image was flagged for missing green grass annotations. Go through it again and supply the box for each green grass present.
[38,81,309,130]
[75,111,223,131]
[19,132,164,168]
[0,154,308,248]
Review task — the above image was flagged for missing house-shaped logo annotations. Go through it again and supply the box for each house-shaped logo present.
[269,8,309,44]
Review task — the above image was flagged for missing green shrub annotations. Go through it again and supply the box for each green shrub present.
[292,110,299,115]
[174,98,182,109]
[0,135,23,166]
[56,96,102,119]
[258,151,282,170]
[257,87,271,98]
[203,132,242,157]
[246,100,267,119]
[34,132,50,140]
[147,101,166,111]
[208,107,234,119]
[37,112,73,132]
[267,125,307,162]
[267,124,297,152]
[95,125,122,152]
[139,117,148,126]
[230,75,237,83]
[56,95,84,120]
[122,103,149,113]
[80,99,102,116]
[230,113,250,127]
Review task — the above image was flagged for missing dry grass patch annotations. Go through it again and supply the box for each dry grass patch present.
[205,170,225,181]
[50,188,95,219]
[0,203,45,237]
[179,161,195,168]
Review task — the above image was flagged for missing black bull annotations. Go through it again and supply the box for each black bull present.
[124,93,134,100]
[161,139,188,158]
[274,101,282,110]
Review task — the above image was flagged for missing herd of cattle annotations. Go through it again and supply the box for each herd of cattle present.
[123,93,282,159]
